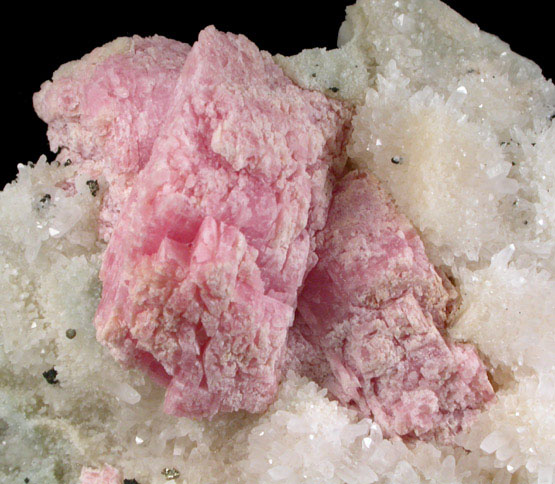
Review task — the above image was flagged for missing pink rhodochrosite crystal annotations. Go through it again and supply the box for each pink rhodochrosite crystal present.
[287,171,495,440]
[33,35,191,239]
[94,27,351,418]
[79,466,121,484]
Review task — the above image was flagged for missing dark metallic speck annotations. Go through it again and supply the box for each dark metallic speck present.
[42,368,58,385]
[65,329,76,339]
[64,159,72,166]
[161,468,180,480]
[124,480,140,484]
[86,180,99,197]
[39,194,51,207]
[329,87,339,93]
[391,156,404,165]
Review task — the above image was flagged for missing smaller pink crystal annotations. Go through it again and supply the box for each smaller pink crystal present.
[79,465,121,484]
[288,170,495,440]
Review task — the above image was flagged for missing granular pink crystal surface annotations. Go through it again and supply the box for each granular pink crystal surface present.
[37,25,493,438]
[94,27,351,418]
[287,170,495,440]
[33,35,190,239]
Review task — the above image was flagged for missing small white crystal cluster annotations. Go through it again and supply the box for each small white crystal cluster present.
[1,0,555,483]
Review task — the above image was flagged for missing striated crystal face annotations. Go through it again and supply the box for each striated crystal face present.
[1,1,554,484]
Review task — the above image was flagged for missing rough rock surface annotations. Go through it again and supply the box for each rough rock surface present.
[4,0,554,482]
[94,26,351,419]
[33,35,191,239]
[288,171,494,440]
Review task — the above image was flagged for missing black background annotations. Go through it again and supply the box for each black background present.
[4,1,553,188]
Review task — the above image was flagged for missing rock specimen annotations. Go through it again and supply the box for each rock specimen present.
[9,0,553,479]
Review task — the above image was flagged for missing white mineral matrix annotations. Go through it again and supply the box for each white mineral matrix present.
[1,1,554,484]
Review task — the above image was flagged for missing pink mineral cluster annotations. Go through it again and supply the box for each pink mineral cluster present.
[93,27,351,418]
[33,35,191,239]
[34,26,494,441]
[287,171,495,440]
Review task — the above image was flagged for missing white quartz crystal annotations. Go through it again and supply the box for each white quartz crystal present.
[2,0,554,483]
